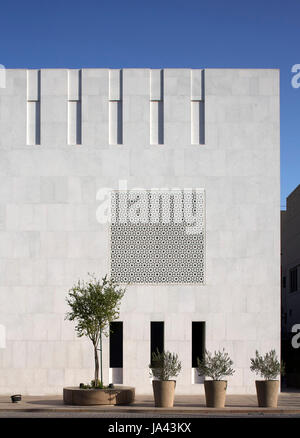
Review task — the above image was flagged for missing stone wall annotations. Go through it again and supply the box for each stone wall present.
[0,68,280,394]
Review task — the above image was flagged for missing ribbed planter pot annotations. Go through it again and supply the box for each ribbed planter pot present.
[152,380,176,407]
[204,380,227,408]
[255,380,279,407]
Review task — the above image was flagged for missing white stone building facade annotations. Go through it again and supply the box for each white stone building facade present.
[0,68,280,395]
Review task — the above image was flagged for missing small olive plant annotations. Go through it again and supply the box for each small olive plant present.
[65,274,126,388]
[197,349,235,381]
[149,350,182,381]
[80,380,103,390]
[250,350,285,380]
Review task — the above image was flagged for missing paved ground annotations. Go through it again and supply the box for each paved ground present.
[0,391,300,417]
[1,411,300,418]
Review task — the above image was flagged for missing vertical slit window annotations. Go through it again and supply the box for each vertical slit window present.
[191,69,205,145]
[150,321,164,364]
[150,101,164,144]
[109,321,123,368]
[191,100,205,145]
[290,267,298,293]
[109,100,122,144]
[68,101,81,145]
[27,70,40,145]
[192,321,205,368]
[282,276,286,289]
[109,70,123,144]
[68,70,82,145]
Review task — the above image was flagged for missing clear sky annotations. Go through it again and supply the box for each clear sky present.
[0,0,299,207]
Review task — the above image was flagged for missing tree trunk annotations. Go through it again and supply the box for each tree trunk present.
[100,328,103,385]
[94,343,99,386]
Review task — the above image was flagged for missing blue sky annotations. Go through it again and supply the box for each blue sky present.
[0,0,299,207]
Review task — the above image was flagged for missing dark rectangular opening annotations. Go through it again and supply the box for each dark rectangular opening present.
[157,100,164,145]
[109,321,123,368]
[282,276,286,289]
[290,268,298,293]
[192,321,205,368]
[150,321,164,364]
[76,101,82,145]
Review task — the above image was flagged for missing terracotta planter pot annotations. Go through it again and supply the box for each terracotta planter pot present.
[204,380,227,408]
[152,380,176,407]
[255,380,279,407]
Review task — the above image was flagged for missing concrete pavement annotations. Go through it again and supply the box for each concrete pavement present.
[0,392,300,416]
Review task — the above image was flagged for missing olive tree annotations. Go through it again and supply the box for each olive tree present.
[250,350,285,380]
[197,349,235,381]
[149,350,182,381]
[65,274,125,387]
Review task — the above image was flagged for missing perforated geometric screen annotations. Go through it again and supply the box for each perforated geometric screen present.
[110,190,205,284]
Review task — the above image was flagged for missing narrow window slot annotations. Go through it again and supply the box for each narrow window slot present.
[109,321,123,384]
[67,70,82,145]
[150,69,164,144]
[109,100,122,145]
[68,101,81,145]
[109,70,123,145]
[191,69,205,145]
[109,321,123,368]
[150,321,164,365]
[27,101,40,145]
[150,100,164,145]
[27,70,40,145]
[192,321,205,384]
[191,100,205,145]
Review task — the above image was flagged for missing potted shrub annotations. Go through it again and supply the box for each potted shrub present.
[197,349,235,408]
[250,349,284,408]
[149,350,182,408]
